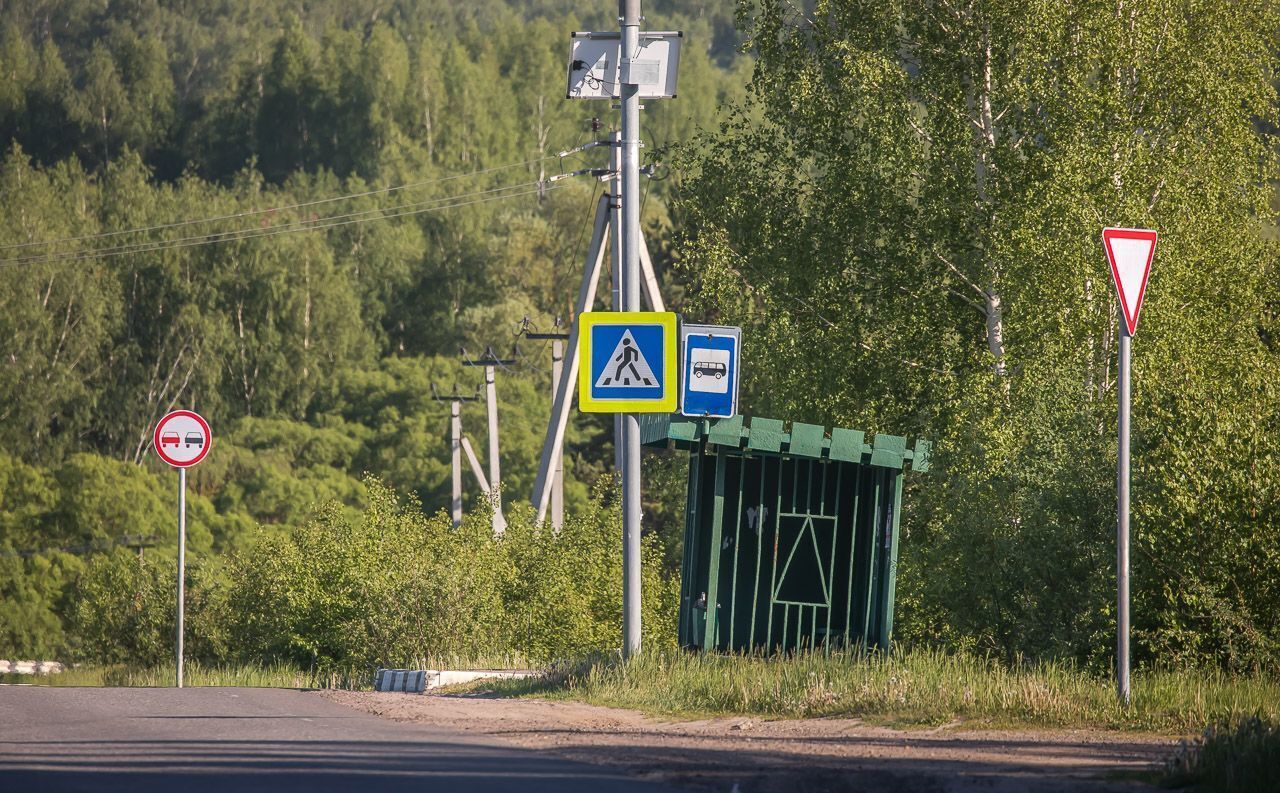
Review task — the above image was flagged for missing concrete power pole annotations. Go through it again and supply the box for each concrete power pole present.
[521,319,571,530]
[619,0,643,659]
[461,347,517,536]
[431,384,482,528]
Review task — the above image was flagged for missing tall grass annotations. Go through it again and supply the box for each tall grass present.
[1162,715,1280,791]
[0,662,365,689]
[478,647,1280,733]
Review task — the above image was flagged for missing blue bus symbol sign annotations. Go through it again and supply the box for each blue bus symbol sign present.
[681,324,740,418]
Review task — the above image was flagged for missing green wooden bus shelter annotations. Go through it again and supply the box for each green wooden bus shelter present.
[642,414,930,654]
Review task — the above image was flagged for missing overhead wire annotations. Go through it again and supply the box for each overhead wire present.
[0,155,559,254]
[0,182,567,269]
[0,179,549,267]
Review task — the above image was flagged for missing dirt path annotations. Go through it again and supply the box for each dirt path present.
[319,690,1178,793]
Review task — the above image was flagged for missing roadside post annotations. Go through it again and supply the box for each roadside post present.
[577,309,678,655]
[565,7,682,658]
[152,409,212,689]
[1102,227,1157,705]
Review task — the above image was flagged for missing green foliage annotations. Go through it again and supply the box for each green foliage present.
[0,552,81,658]
[64,544,230,667]
[675,0,1280,671]
[1163,715,1280,792]
[0,0,747,662]
[222,478,677,671]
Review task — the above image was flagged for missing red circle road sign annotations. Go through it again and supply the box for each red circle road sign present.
[153,410,212,468]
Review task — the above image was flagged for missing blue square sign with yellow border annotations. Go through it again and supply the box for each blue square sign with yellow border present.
[578,311,678,413]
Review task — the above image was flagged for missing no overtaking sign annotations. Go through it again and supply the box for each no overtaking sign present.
[153,410,212,468]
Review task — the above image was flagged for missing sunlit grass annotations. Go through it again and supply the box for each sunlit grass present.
[0,661,365,689]
[1161,715,1280,791]
[472,647,1280,733]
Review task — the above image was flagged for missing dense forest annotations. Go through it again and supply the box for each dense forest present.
[3,0,1279,678]
[0,0,747,659]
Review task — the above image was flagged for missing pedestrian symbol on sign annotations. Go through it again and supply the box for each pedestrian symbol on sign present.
[596,330,658,388]
[577,312,678,413]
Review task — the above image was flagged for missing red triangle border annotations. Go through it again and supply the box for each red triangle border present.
[1102,227,1158,336]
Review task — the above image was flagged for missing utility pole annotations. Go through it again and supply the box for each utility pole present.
[610,130,625,478]
[461,346,517,536]
[520,318,572,530]
[619,0,643,659]
[431,383,482,528]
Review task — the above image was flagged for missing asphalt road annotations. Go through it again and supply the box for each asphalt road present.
[0,686,686,792]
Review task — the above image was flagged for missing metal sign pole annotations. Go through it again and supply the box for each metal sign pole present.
[619,0,643,659]
[1117,323,1131,705]
[176,466,186,689]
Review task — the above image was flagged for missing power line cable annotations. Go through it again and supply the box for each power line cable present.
[0,180,547,267]
[0,183,567,269]
[0,155,558,254]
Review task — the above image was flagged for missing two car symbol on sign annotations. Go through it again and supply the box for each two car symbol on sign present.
[160,432,204,449]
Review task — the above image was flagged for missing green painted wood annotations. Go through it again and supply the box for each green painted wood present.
[878,471,905,650]
[704,454,728,649]
[678,448,703,648]
[829,428,866,463]
[670,418,704,445]
[676,413,922,656]
[727,459,746,649]
[844,463,862,643]
[788,422,825,458]
[912,439,932,473]
[861,475,882,641]
[747,417,784,452]
[870,434,907,469]
[638,414,673,446]
[748,457,768,649]
[707,415,745,447]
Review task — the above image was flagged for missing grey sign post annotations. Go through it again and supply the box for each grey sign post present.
[564,4,682,659]
[1102,227,1157,705]
[152,409,212,689]
[1116,325,1131,704]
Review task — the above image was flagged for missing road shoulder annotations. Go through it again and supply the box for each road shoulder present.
[318,690,1177,792]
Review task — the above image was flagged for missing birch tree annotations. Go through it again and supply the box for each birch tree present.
[677,0,1280,668]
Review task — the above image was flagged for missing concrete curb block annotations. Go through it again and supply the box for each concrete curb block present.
[0,660,65,675]
[374,668,535,693]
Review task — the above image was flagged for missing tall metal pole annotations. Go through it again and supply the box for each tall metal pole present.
[619,0,643,659]
[551,339,565,530]
[176,467,186,689]
[451,400,462,528]
[611,131,624,478]
[484,363,507,536]
[1117,324,1131,705]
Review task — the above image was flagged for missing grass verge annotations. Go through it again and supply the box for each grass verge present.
[0,662,365,689]
[471,647,1280,733]
[1160,715,1280,791]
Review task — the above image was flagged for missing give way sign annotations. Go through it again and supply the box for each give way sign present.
[1102,228,1158,336]
[153,410,212,468]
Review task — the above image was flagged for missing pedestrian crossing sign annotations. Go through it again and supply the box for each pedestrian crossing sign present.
[578,311,678,413]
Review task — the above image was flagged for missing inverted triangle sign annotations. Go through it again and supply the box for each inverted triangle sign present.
[1103,227,1157,336]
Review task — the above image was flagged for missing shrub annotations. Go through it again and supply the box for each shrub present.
[1162,715,1280,792]
[220,477,678,672]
